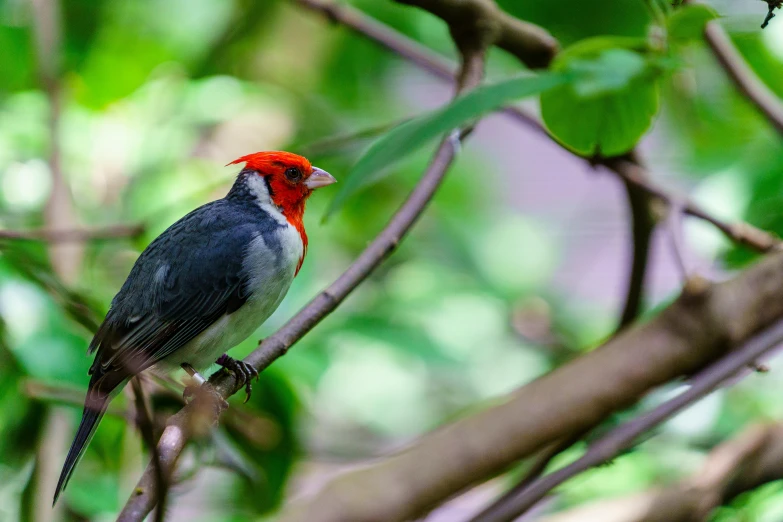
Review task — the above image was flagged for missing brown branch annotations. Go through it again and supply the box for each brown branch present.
[617,177,656,330]
[130,378,168,522]
[273,250,783,522]
[470,317,783,521]
[0,224,144,243]
[116,20,493,522]
[533,423,783,522]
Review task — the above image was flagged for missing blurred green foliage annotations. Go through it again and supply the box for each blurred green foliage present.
[1,0,783,520]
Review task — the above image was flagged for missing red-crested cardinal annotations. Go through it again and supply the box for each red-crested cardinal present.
[53,151,336,504]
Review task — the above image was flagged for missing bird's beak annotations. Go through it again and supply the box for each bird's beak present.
[305,167,337,189]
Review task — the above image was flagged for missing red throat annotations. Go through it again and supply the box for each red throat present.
[283,201,308,276]
[264,175,310,275]
[228,151,313,275]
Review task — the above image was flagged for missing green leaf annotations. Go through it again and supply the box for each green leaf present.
[668,4,719,42]
[325,72,567,217]
[541,38,661,157]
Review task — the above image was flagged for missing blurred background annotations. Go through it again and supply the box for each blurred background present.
[2,0,783,520]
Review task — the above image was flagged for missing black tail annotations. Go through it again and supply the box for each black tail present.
[52,396,109,506]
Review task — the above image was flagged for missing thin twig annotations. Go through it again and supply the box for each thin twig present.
[116,20,491,522]
[296,0,456,80]
[470,318,783,522]
[130,378,168,522]
[0,224,144,243]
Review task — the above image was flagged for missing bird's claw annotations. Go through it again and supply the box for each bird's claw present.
[215,354,259,403]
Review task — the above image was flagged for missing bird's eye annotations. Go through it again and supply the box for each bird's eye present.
[284,167,302,182]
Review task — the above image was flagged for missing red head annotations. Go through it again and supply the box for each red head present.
[228,151,336,274]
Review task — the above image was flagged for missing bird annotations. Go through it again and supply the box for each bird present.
[53,151,336,505]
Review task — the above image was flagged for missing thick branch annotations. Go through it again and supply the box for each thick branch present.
[275,251,783,522]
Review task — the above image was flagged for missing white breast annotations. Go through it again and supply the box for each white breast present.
[155,220,303,373]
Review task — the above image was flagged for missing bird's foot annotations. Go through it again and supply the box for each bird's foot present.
[216,354,259,403]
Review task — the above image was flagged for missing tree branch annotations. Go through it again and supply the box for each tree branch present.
[116,19,493,521]
[617,176,656,330]
[130,378,168,522]
[531,422,783,522]
[471,315,783,521]
[0,224,144,242]
[277,251,783,522]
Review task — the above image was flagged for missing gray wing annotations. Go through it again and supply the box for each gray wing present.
[87,200,281,385]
